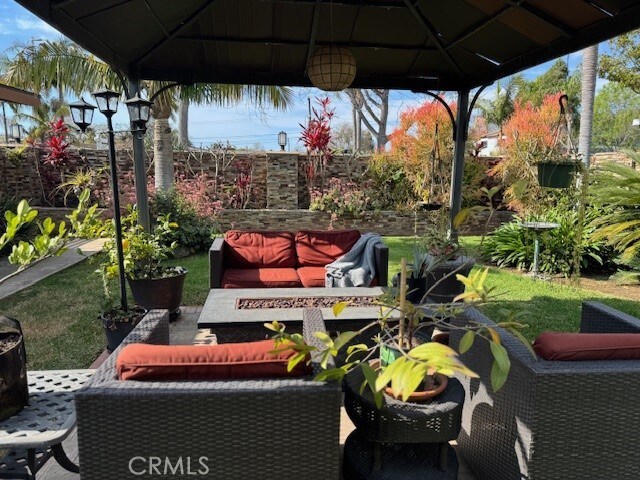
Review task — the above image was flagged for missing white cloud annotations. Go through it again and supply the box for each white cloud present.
[15,17,60,35]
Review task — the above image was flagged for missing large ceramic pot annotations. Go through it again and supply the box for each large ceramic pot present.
[537,162,576,188]
[425,255,475,304]
[127,269,187,321]
[0,315,28,421]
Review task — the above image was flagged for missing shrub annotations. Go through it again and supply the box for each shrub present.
[151,189,217,255]
[309,177,370,217]
[483,202,615,277]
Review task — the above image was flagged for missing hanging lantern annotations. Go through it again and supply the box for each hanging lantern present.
[306,46,356,91]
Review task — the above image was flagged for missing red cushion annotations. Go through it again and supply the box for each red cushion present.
[295,230,361,267]
[117,340,311,381]
[533,332,640,361]
[224,230,296,268]
[297,266,327,287]
[221,268,302,288]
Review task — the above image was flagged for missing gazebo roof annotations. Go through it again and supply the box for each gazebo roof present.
[14,0,640,91]
[0,84,41,107]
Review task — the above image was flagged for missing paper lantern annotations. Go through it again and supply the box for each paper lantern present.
[306,46,356,91]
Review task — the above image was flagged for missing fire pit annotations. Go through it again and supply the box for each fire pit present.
[0,315,28,421]
[236,295,380,310]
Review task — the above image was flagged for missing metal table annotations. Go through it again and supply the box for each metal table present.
[520,221,559,279]
[0,370,94,479]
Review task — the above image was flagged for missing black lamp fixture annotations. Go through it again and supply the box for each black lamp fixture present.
[278,131,287,151]
[9,122,23,142]
[124,94,152,134]
[69,97,95,133]
[68,87,152,313]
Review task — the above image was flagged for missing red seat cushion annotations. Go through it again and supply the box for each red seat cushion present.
[116,340,311,381]
[533,332,640,361]
[221,268,302,288]
[297,266,327,287]
[295,230,361,267]
[224,230,296,268]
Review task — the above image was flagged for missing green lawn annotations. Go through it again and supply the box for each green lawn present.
[2,235,639,370]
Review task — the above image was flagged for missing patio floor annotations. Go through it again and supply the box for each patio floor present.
[34,307,478,480]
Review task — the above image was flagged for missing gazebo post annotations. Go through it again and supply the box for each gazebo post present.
[128,78,151,232]
[448,89,470,241]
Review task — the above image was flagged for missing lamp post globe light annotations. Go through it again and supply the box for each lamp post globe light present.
[278,131,287,151]
[10,122,23,142]
[69,88,152,313]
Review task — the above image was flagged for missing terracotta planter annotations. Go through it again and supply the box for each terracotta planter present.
[127,269,187,321]
[371,359,448,402]
[537,162,576,188]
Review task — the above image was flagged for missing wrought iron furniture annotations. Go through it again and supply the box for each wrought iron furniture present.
[450,302,640,480]
[75,309,342,480]
[0,370,94,479]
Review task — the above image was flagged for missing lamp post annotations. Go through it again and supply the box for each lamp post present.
[278,131,287,151]
[10,122,23,143]
[69,89,151,312]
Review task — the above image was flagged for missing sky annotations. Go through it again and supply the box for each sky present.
[0,0,609,150]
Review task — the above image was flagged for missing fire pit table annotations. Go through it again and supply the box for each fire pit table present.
[198,287,400,343]
[0,370,94,480]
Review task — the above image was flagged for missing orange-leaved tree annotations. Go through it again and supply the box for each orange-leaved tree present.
[492,93,559,212]
[386,99,455,206]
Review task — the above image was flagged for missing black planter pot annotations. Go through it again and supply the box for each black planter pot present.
[0,315,28,421]
[425,255,475,304]
[406,276,427,304]
[537,162,576,188]
[102,316,136,353]
[127,269,187,321]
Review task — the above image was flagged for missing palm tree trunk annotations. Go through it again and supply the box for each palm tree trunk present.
[154,115,174,191]
[178,99,190,149]
[579,45,599,167]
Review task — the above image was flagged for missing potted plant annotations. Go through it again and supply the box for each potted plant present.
[420,223,475,304]
[537,155,581,189]
[268,259,531,405]
[98,209,187,322]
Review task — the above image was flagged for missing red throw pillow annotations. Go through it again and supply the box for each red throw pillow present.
[295,230,361,267]
[117,340,311,381]
[533,332,640,361]
[224,230,296,268]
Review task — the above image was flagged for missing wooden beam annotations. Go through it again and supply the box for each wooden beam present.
[305,0,322,66]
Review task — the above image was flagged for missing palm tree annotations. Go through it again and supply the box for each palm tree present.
[578,45,599,167]
[477,77,517,138]
[2,39,293,192]
[590,162,640,262]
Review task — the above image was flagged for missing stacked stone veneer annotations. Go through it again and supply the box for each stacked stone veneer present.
[216,209,513,236]
[0,145,514,236]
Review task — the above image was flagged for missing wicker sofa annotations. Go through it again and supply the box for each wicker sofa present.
[75,309,342,480]
[209,229,389,289]
[450,302,640,480]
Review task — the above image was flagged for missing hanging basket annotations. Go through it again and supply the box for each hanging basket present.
[537,162,577,189]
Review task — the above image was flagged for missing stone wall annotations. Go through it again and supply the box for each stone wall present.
[215,209,513,236]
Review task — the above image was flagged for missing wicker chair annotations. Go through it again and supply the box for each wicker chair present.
[75,309,342,480]
[450,301,640,480]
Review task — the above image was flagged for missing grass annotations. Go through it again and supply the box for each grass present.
[3,235,640,369]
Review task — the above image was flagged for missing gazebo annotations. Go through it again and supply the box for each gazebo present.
[13,0,640,229]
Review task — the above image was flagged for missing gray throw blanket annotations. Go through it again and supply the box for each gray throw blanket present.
[325,232,383,287]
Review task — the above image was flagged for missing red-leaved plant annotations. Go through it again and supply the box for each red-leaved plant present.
[43,118,71,167]
[300,97,334,192]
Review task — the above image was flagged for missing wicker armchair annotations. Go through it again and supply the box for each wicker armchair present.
[450,301,640,480]
[75,309,342,480]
